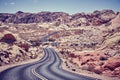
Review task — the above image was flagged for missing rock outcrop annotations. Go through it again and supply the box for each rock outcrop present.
[0,10,117,26]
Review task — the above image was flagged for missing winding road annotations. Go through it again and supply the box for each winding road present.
[0,32,97,80]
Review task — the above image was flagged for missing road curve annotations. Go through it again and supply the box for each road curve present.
[0,32,97,80]
[0,48,50,80]
[0,48,96,80]
[36,48,96,80]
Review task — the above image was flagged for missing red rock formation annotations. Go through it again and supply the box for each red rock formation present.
[0,34,16,44]
[103,57,120,71]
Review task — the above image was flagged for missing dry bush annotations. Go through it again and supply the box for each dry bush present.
[0,33,16,44]
[18,43,30,52]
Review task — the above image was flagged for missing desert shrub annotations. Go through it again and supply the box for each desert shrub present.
[0,33,16,44]
[81,60,90,65]
[29,40,40,46]
[70,43,78,46]
[72,68,76,71]
[60,50,65,54]
[18,43,30,52]
[48,38,55,42]
[69,53,77,58]
[99,56,107,61]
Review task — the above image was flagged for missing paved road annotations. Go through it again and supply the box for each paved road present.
[0,48,49,80]
[0,48,96,80]
[0,32,97,80]
[35,48,96,80]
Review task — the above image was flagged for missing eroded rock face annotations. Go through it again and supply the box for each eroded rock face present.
[0,10,118,26]
[60,49,120,77]
[88,10,116,26]
[0,11,70,24]
[93,10,116,21]
[103,57,120,71]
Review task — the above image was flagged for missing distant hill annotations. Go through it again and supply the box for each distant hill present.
[0,10,119,26]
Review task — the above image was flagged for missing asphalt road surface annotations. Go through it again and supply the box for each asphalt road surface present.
[0,32,97,80]
[0,48,96,80]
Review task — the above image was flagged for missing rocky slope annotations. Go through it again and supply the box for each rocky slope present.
[50,12,120,78]
[0,23,46,66]
[0,10,117,26]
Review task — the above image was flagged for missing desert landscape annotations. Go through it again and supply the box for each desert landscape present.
[0,9,120,80]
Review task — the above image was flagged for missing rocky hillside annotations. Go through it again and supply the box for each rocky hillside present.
[0,23,47,66]
[0,10,118,26]
[49,13,120,78]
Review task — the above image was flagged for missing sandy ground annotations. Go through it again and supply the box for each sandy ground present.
[0,53,43,72]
